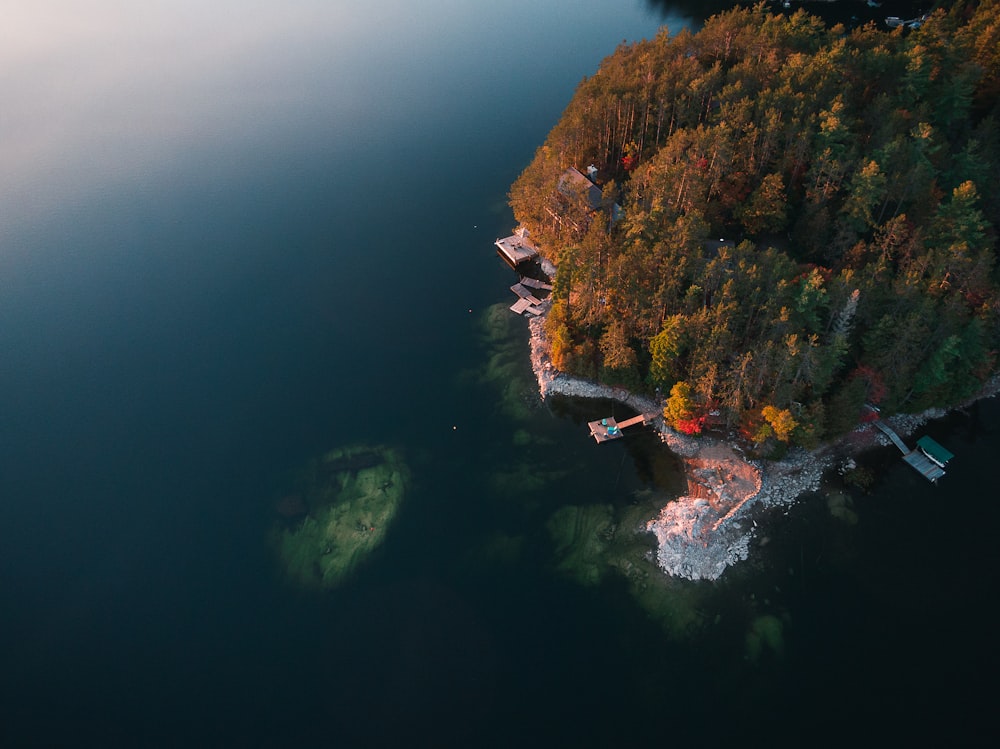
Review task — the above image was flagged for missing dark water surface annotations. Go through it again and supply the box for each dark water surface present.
[2,1,995,746]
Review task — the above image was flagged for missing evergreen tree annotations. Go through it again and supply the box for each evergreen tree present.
[509,3,999,439]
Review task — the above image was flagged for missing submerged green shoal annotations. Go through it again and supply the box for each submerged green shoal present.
[271,444,409,589]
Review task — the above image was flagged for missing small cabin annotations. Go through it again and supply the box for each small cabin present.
[557,166,623,224]
[558,167,604,210]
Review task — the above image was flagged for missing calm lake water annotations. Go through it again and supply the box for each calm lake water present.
[2,1,995,746]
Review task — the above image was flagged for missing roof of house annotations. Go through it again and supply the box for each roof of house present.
[558,167,603,210]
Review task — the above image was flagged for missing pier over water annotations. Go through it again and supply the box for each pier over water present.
[588,412,658,443]
[874,420,952,483]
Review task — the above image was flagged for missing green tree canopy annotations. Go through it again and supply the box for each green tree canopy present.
[511,2,1000,441]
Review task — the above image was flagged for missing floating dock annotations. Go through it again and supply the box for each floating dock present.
[874,420,952,482]
[588,413,657,443]
[510,297,543,316]
[901,449,946,483]
[508,278,549,316]
[518,276,553,291]
[510,283,543,306]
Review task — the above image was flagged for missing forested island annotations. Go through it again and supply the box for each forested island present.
[510,1,1000,453]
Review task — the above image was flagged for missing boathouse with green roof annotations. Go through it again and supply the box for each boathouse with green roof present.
[916,436,954,469]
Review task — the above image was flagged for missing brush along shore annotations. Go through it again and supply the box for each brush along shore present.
[526,299,997,581]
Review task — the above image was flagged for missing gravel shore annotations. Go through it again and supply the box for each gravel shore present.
[526,300,999,581]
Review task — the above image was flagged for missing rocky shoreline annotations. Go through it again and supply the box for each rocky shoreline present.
[527,299,999,581]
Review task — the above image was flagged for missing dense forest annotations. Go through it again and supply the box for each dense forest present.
[509,1,1000,448]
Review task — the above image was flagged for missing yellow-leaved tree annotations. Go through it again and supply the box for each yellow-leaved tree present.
[760,405,798,443]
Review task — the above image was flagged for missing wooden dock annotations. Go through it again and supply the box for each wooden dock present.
[902,449,946,482]
[496,234,539,266]
[494,229,552,316]
[874,421,909,453]
[510,283,543,305]
[874,420,950,482]
[508,278,550,317]
[588,412,657,443]
[518,276,553,291]
[510,297,543,316]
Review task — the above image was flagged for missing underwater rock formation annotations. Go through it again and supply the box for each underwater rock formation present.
[271,444,408,589]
